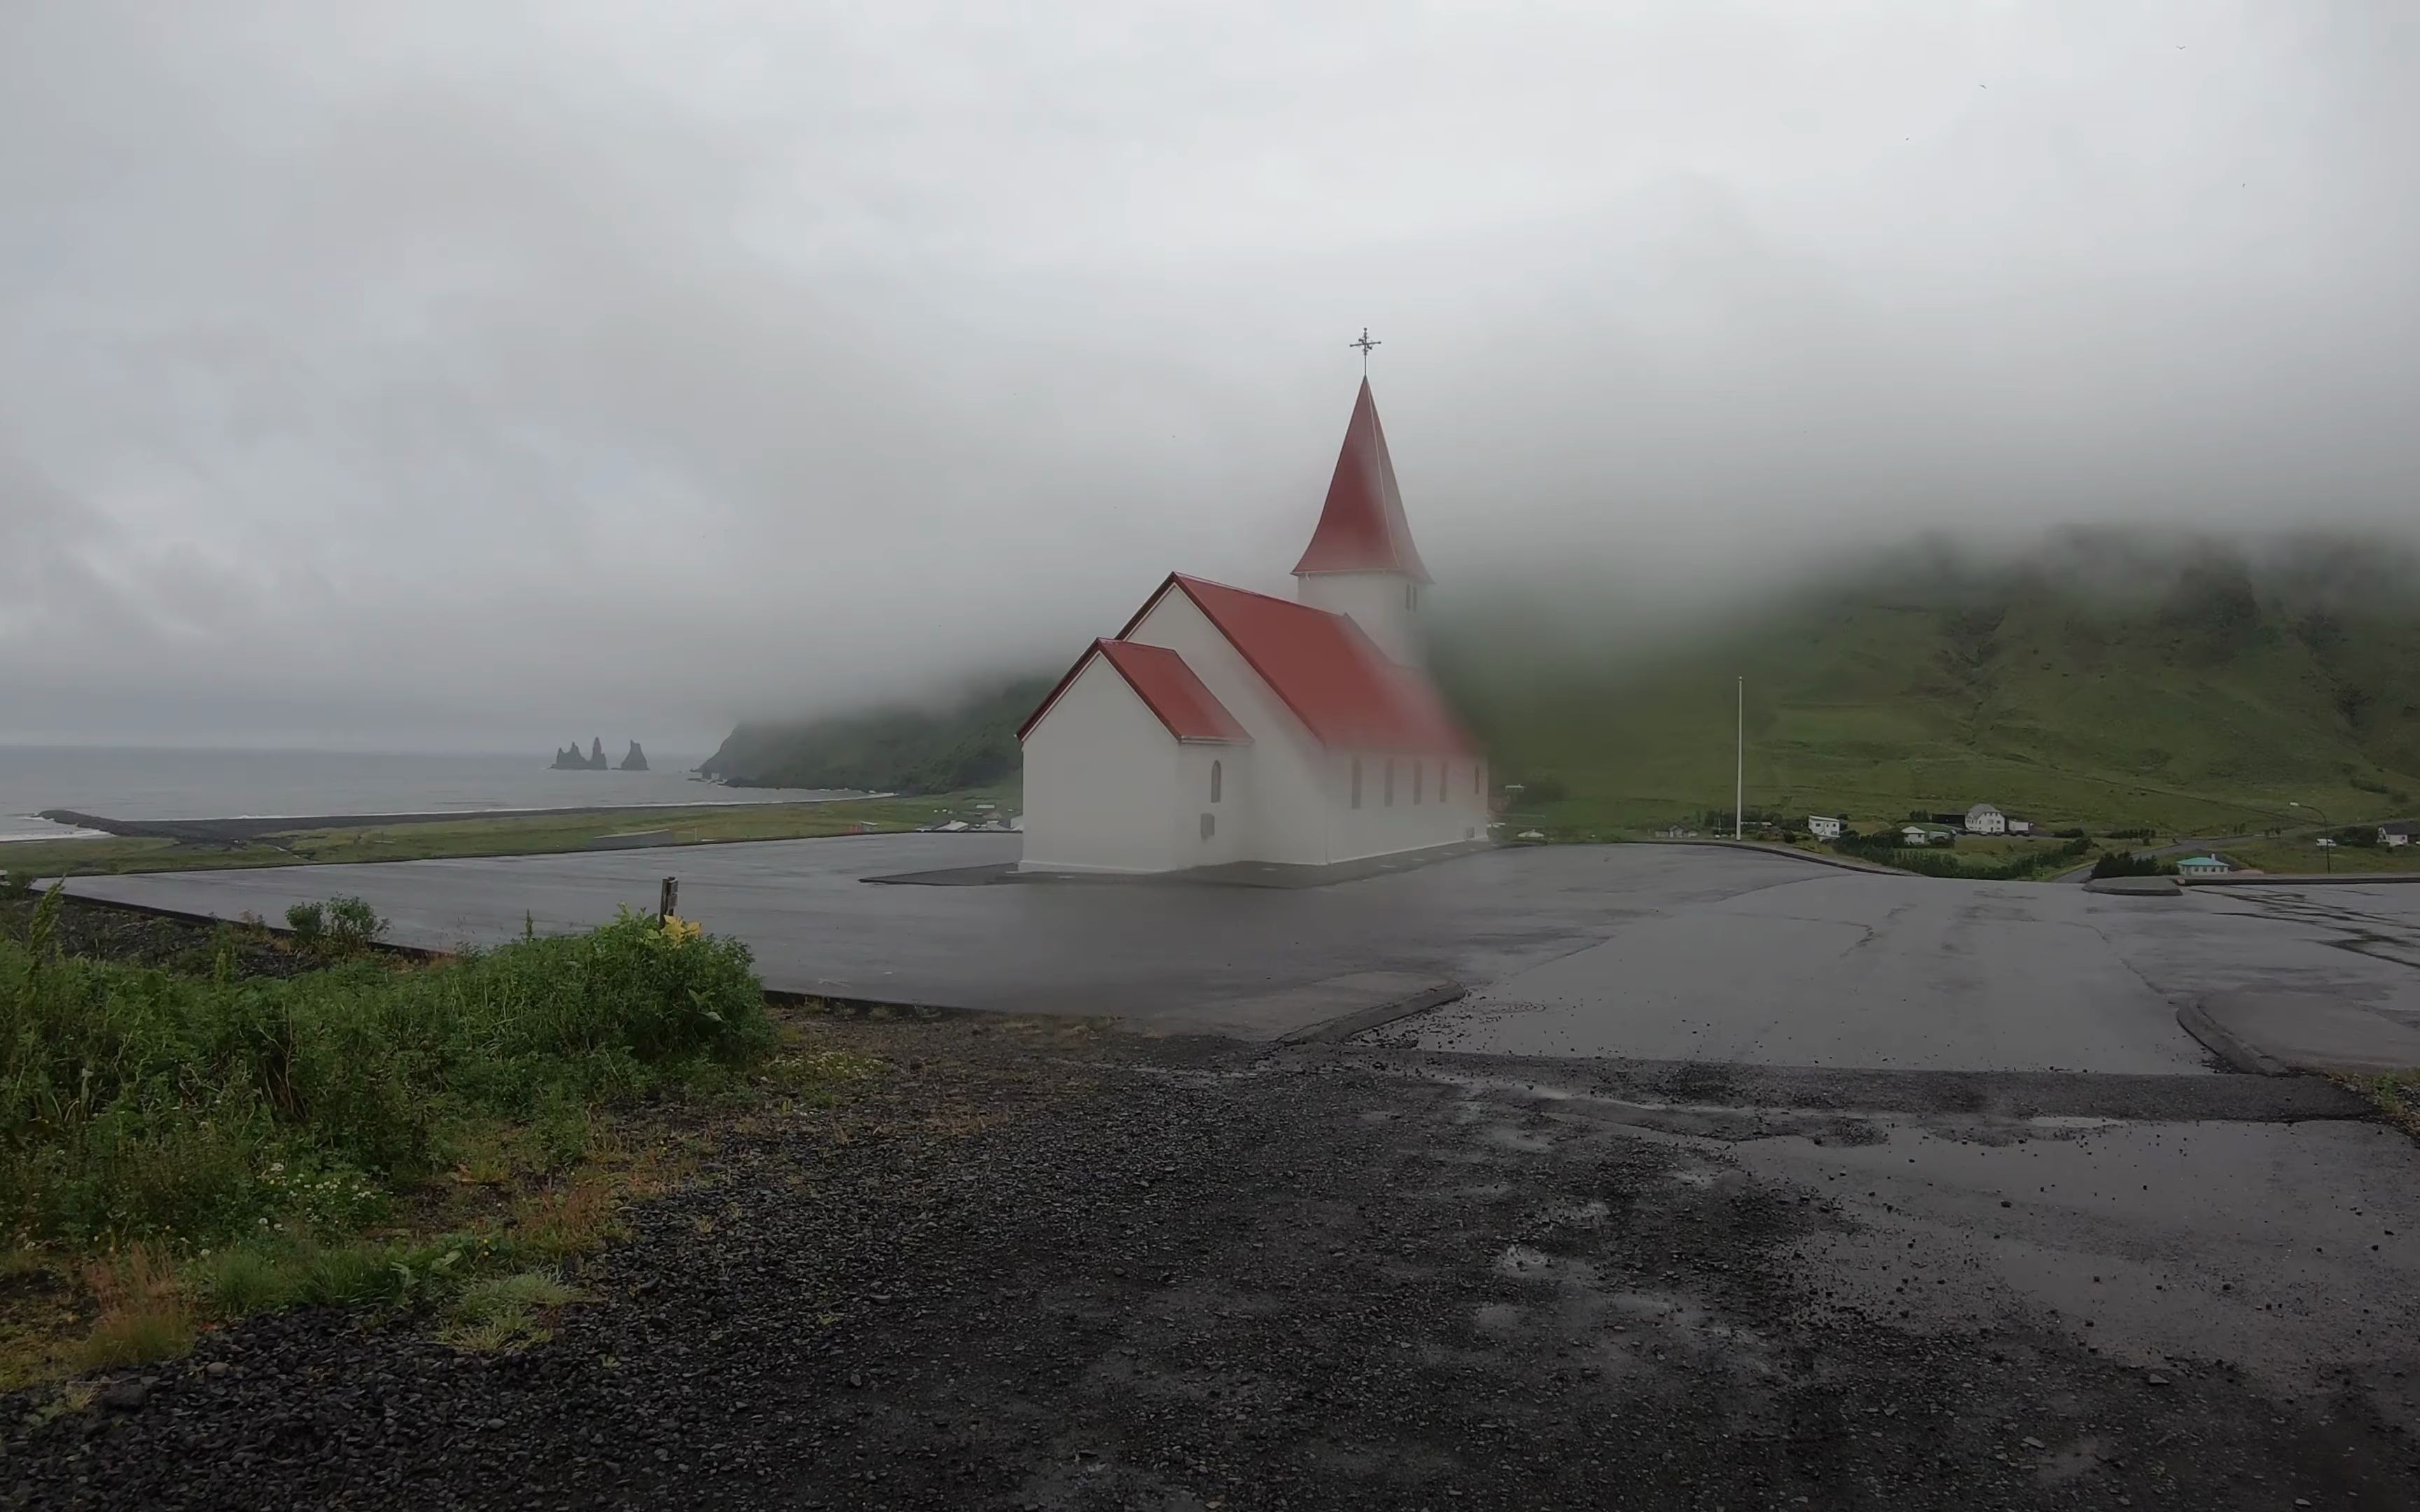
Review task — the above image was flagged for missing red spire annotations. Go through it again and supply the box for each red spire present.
[1291,379,1432,584]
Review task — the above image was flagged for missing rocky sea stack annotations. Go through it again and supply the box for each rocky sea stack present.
[550,738,612,771]
[618,741,649,771]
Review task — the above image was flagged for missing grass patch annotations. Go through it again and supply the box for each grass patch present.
[2346,1072,2420,1141]
[1,789,1013,880]
[2216,841,2420,876]
[0,894,868,1386]
[439,1269,583,1352]
[72,1248,194,1372]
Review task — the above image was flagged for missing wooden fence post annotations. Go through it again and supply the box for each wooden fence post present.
[658,876,679,922]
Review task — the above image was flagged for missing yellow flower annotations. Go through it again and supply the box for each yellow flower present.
[659,914,704,946]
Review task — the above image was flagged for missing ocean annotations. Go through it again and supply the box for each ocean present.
[0,746,856,844]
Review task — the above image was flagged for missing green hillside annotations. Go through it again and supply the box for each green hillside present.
[702,674,1052,796]
[707,536,2420,832]
[1442,539,2420,834]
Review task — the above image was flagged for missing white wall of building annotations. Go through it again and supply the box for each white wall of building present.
[1126,590,1337,866]
[1017,657,1184,874]
[1176,743,1251,867]
[1324,748,1487,861]
[1294,571,1423,666]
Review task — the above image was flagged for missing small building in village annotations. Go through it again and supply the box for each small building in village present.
[1808,815,1844,840]
[2382,822,2413,850]
[1964,803,2008,835]
[2176,855,2233,878]
[1016,378,1485,874]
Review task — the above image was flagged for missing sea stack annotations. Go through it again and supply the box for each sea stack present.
[550,742,587,770]
[587,738,609,770]
[619,741,649,771]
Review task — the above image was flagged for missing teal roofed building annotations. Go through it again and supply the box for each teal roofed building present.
[2176,855,2232,877]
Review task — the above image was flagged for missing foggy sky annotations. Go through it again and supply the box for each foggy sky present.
[4,1,2414,751]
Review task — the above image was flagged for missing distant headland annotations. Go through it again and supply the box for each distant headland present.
[551,739,648,771]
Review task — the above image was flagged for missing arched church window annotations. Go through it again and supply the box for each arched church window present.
[1210,760,1222,804]
[1351,759,1362,809]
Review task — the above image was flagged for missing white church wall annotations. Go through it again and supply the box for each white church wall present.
[1017,657,1183,874]
[1295,571,1423,666]
[1125,590,1335,865]
[1176,743,1250,867]
[1325,749,1487,862]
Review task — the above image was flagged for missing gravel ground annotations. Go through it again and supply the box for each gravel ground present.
[4,1014,2414,1511]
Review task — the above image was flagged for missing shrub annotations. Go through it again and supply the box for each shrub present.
[0,910,771,1250]
[324,896,387,952]
[284,901,326,948]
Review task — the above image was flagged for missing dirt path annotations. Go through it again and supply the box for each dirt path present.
[7,1016,2415,1511]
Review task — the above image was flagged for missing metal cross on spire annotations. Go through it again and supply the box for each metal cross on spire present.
[1349,326,1382,377]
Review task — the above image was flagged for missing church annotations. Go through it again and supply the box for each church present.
[1015,377,1487,875]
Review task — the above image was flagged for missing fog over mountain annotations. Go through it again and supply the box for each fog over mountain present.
[3,2,2414,751]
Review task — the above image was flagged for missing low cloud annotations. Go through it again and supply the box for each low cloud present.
[2,1,2414,750]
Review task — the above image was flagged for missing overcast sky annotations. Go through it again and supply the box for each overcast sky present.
[3,1,2414,752]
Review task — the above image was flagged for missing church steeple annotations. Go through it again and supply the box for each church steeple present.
[1293,378,1431,664]
[1292,379,1432,584]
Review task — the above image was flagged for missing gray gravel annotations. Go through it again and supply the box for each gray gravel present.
[6,1017,2414,1510]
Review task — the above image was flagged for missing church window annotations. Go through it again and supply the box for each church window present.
[1413,762,1424,804]
[1384,760,1395,806]
[1200,812,1216,841]
[1210,760,1222,804]
[1350,759,1362,809]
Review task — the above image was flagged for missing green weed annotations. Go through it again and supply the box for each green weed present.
[440,1269,581,1352]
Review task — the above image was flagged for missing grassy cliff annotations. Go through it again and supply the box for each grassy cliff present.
[1444,536,2420,834]
[701,676,1051,797]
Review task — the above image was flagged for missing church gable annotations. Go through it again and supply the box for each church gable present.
[1017,638,1248,747]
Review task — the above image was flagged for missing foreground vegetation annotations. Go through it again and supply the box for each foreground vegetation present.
[0,889,868,1387]
[0,788,1013,881]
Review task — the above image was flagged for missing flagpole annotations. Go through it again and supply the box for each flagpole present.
[1734,676,1744,841]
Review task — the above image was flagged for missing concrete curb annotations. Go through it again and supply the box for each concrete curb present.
[2181,873,2420,888]
[2174,1000,2295,1077]
[2085,876,2183,897]
[1279,981,1467,1046]
[1631,839,1904,876]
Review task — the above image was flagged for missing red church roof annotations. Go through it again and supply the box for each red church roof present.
[1291,379,1432,584]
[1017,638,1251,746]
[1141,575,1475,755]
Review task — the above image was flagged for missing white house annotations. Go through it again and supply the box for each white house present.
[1016,379,1487,875]
[1808,815,1844,839]
[2176,855,2232,877]
[1964,803,2008,834]
[2381,822,2412,849]
[1900,825,1933,846]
